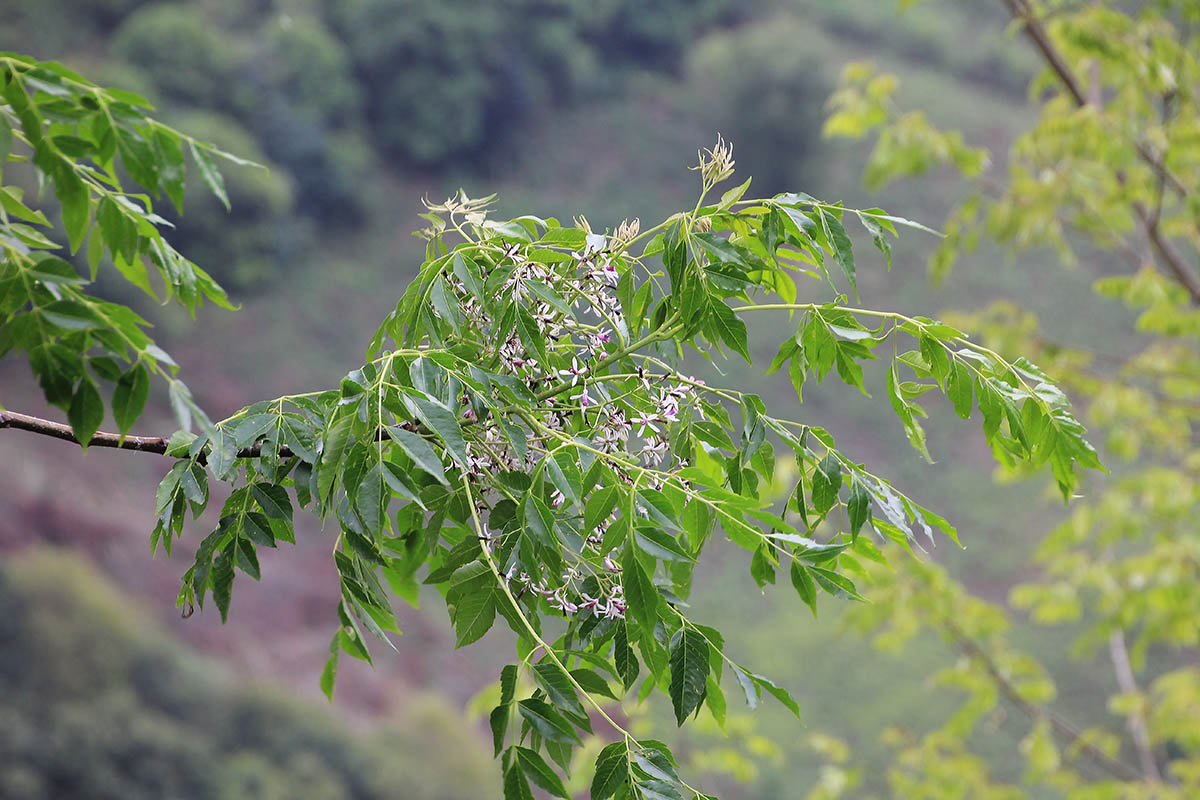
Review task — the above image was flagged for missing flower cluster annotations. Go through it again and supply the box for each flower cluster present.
[436,221,713,618]
[505,563,626,620]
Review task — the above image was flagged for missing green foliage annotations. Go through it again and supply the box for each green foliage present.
[244,14,371,222]
[812,1,1200,796]
[0,52,1104,799]
[0,53,240,443]
[0,548,498,800]
[686,17,830,196]
[159,110,296,290]
[110,5,244,114]
[322,0,510,165]
[322,0,743,166]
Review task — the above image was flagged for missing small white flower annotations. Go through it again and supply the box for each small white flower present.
[558,357,584,386]
[632,412,659,437]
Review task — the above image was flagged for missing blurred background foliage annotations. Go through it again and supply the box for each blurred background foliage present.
[0,0,1167,797]
[0,548,499,799]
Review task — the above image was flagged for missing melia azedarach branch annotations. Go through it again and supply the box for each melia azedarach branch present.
[1,57,1104,799]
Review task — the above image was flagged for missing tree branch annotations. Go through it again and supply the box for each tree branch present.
[0,408,286,460]
[1107,629,1164,782]
[943,619,1145,783]
[1001,0,1188,198]
[1000,0,1200,304]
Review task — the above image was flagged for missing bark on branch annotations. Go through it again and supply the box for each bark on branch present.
[0,408,284,460]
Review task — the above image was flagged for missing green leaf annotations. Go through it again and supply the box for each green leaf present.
[526,279,572,317]
[68,378,103,449]
[515,747,569,798]
[189,141,229,210]
[634,526,693,563]
[404,391,469,468]
[111,363,149,437]
[500,663,518,705]
[751,673,802,720]
[731,663,760,709]
[570,668,619,700]
[524,495,556,546]
[668,628,710,726]
[320,633,339,702]
[847,479,870,537]
[818,207,857,298]
[429,276,461,334]
[920,335,950,384]
[621,545,657,638]
[809,565,865,601]
[810,455,842,514]
[544,450,582,509]
[948,360,973,419]
[614,623,640,690]
[789,562,818,617]
[503,763,535,800]
[709,301,751,362]
[856,210,892,270]
[705,672,727,728]
[251,483,292,522]
[56,166,89,255]
[636,489,682,533]
[449,565,497,647]
[517,698,581,744]
[489,706,508,756]
[211,546,235,622]
[533,662,586,718]
[591,741,629,800]
[318,413,353,505]
[637,780,686,800]
[386,426,449,485]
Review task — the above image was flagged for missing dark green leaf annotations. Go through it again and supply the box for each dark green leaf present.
[500,663,518,705]
[847,479,870,537]
[789,562,818,617]
[68,378,103,448]
[515,747,568,798]
[810,455,842,515]
[591,741,629,800]
[634,526,693,563]
[503,763,535,800]
[809,565,864,601]
[517,698,581,744]
[386,426,449,486]
[533,662,586,718]
[709,301,751,363]
[668,628,710,726]
[111,363,149,437]
[490,705,508,756]
[251,483,292,522]
[404,391,469,468]
[621,546,657,638]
